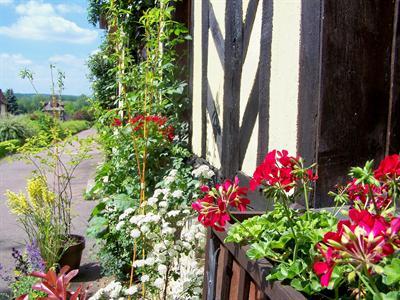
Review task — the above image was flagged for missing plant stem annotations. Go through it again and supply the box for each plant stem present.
[303,180,310,221]
[282,194,298,261]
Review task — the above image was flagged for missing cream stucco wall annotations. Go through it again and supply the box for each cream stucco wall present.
[191,0,203,157]
[267,0,301,155]
[191,0,302,175]
[240,0,262,174]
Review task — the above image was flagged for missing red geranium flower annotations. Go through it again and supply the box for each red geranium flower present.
[347,179,392,211]
[249,150,317,192]
[313,245,339,287]
[374,154,400,181]
[314,209,400,287]
[192,177,250,231]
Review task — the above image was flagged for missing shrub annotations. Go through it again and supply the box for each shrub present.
[0,139,21,158]
[0,117,34,142]
[72,108,94,122]
[60,120,90,135]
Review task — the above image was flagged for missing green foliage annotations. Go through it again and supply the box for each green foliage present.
[225,204,338,295]
[0,117,34,142]
[10,275,45,299]
[6,177,65,269]
[60,120,90,135]
[383,258,400,286]
[5,89,19,114]
[88,193,140,280]
[0,139,20,158]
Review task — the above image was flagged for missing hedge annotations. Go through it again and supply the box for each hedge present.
[0,139,21,159]
[60,120,90,135]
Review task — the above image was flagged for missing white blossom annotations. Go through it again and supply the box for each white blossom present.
[153,277,165,289]
[125,285,138,296]
[159,201,168,208]
[115,221,124,231]
[171,190,183,198]
[130,229,141,238]
[141,274,150,282]
[148,197,158,205]
[158,264,168,274]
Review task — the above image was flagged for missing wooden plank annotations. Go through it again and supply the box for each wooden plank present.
[387,0,400,155]
[257,0,273,166]
[237,266,251,300]
[221,0,242,178]
[213,228,307,300]
[228,260,242,300]
[315,0,395,207]
[297,0,322,208]
[215,246,233,300]
[201,0,209,158]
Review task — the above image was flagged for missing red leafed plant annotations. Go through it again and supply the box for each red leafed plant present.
[17,266,88,300]
[192,176,250,231]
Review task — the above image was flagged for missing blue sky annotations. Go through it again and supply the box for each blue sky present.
[0,0,103,95]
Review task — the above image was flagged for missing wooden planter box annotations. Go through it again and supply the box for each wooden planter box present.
[202,212,307,300]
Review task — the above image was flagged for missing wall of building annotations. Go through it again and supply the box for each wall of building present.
[191,0,302,176]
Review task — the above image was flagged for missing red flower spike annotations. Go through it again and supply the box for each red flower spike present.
[128,114,175,142]
[111,118,122,127]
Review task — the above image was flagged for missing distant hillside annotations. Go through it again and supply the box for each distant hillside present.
[15,93,84,101]
[14,93,90,114]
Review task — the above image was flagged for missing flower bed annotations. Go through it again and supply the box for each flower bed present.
[193,150,400,299]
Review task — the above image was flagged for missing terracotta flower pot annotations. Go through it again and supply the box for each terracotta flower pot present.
[58,234,85,270]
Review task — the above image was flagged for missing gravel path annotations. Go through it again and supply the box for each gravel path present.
[0,128,103,293]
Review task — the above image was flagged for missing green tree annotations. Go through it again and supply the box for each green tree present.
[5,89,19,114]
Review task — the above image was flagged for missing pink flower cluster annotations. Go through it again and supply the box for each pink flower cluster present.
[192,177,250,231]
[249,150,317,192]
[314,209,400,287]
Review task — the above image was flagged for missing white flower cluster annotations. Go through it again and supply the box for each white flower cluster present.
[97,165,209,299]
[191,164,214,179]
[89,281,125,300]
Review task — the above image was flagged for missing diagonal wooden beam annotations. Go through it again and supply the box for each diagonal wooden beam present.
[209,2,225,66]
[242,0,260,63]
[239,68,260,167]
[207,81,223,159]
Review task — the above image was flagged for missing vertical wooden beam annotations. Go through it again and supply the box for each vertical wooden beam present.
[257,0,273,165]
[297,0,323,207]
[201,0,209,158]
[222,0,243,177]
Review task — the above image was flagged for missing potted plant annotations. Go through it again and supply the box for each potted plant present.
[7,66,93,270]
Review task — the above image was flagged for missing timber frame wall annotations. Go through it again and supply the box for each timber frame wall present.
[187,0,400,209]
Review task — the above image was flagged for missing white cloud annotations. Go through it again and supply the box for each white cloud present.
[56,4,85,14]
[0,1,97,44]
[0,53,91,95]
[0,0,13,5]
[49,54,85,65]
[0,53,32,65]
